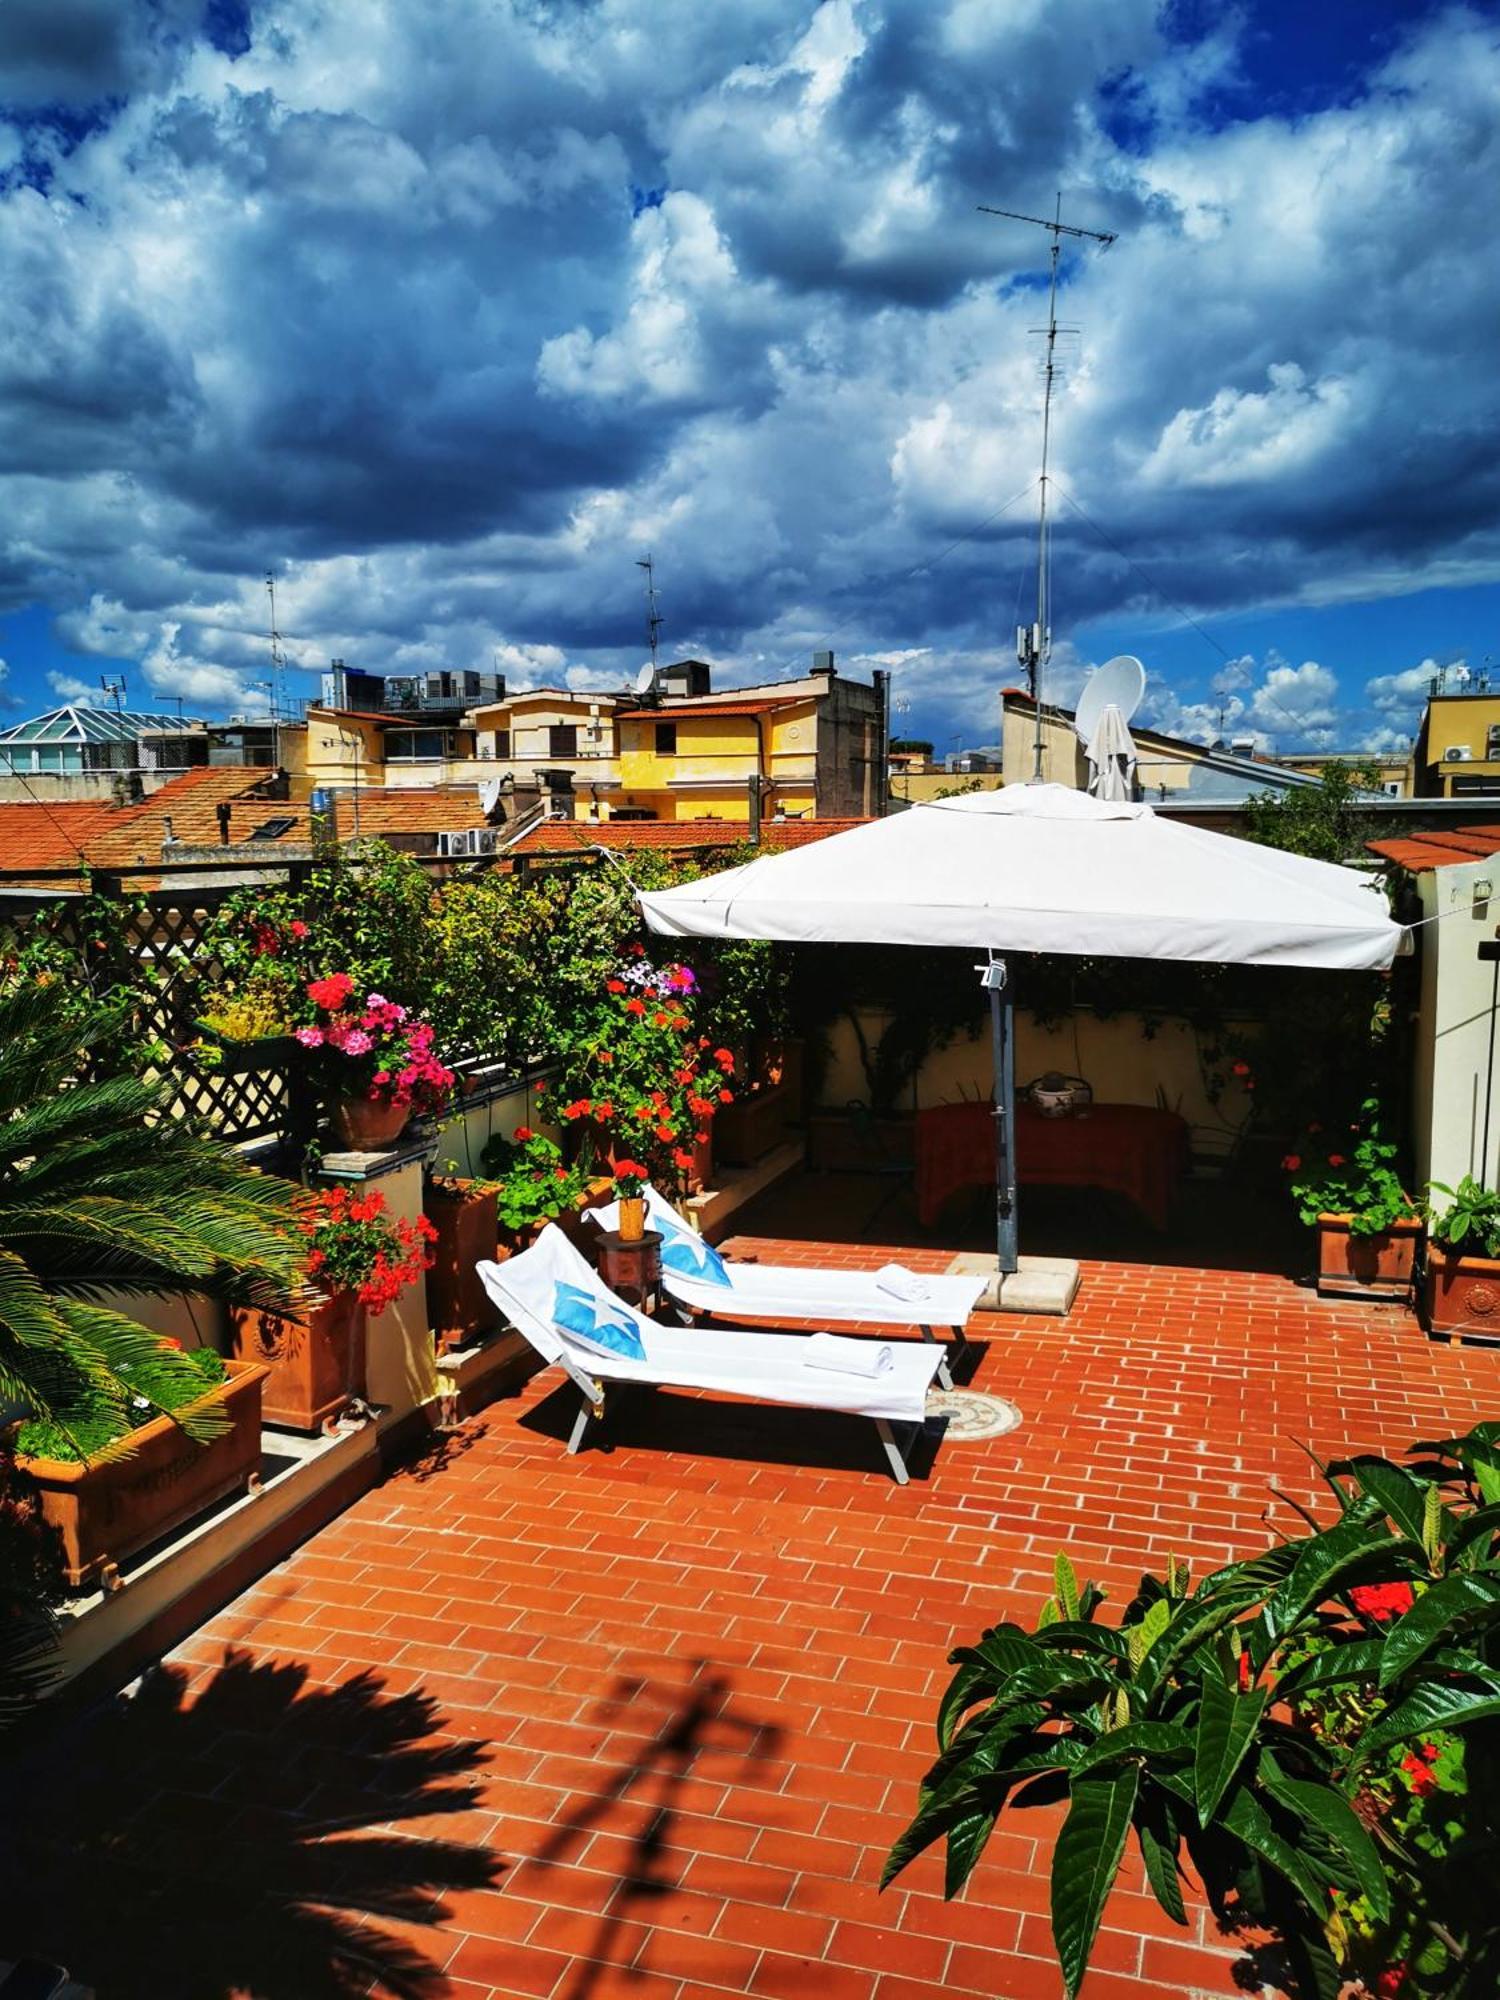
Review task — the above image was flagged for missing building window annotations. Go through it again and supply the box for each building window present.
[549,724,578,757]
[1487,724,1500,760]
[655,722,678,755]
[387,729,449,761]
[493,729,511,758]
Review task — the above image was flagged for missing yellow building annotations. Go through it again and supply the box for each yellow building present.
[465,689,620,817]
[614,661,887,822]
[1277,749,1412,797]
[1413,668,1500,797]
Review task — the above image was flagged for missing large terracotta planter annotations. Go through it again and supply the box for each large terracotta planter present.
[1316,1212,1422,1301]
[425,1179,501,1354]
[228,1291,364,1431]
[329,1095,410,1151]
[1424,1246,1500,1340]
[12,1359,268,1591]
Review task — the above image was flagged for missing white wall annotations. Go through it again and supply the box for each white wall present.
[1413,857,1500,1197]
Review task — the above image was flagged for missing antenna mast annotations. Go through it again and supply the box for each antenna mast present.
[978,196,1116,782]
[100,674,127,715]
[636,555,663,675]
[265,572,285,767]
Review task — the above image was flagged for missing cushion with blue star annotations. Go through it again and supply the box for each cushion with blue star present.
[552,1280,647,1360]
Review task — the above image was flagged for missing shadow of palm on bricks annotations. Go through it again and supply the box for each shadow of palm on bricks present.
[528,1664,783,2000]
[884,1428,1500,2000]
[0,1647,502,1999]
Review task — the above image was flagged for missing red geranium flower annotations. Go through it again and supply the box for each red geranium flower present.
[289,920,310,939]
[673,1148,695,1170]
[1327,1152,1347,1167]
[514,1125,535,1142]
[1350,1582,1415,1623]
[718,1088,733,1104]
[606,979,626,993]
[308,972,354,1011]
[655,1124,676,1142]
[625,997,646,1016]
[1281,1154,1302,1172]
[714,1048,735,1070]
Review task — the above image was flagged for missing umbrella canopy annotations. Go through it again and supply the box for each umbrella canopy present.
[639,783,1400,972]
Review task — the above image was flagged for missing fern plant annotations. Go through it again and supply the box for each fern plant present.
[0,982,301,1461]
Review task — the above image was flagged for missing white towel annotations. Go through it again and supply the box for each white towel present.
[874,1263,930,1303]
[804,1332,894,1379]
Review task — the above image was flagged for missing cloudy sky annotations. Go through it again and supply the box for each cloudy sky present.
[1,0,1497,756]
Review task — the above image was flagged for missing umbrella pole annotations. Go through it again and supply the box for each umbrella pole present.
[982,955,1019,1276]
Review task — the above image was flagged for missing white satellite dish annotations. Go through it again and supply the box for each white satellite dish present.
[477,778,503,817]
[633,663,658,697]
[1073,655,1145,745]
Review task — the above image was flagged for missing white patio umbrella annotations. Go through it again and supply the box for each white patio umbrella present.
[638,784,1401,1274]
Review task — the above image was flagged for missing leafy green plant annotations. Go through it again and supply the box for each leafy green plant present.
[884,1424,1500,2000]
[0,980,300,1463]
[1285,1095,1418,1236]
[481,1126,588,1233]
[1426,1177,1500,1261]
[16,1344,227,1464]
[1245,759,1394,866]
[0,1467,66,1729]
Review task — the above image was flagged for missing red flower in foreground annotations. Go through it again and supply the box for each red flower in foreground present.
[307,972,354,1011]
[1237,1651,1251,1692]
[606,979,627,993]
[1281,1154,1302,1172]
[1327,1152,1347,1167]
[1350,1582,1415,1623]
[1400,1742,1440,1797]
[714,1048,735,1070]
[513,1125,535,1142]
[624,997,646,1016]
[1376,1970,1408,1999]
[1231,1060,1251,1077]
[289,919,310,939]
[673,1148,695,1170]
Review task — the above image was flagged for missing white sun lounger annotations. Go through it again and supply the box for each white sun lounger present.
[591,1183,985,1387]
[476,1223,943,1483]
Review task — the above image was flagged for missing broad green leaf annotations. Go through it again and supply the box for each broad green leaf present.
[1195,1541,1301,1601]
[1137,1595,1259,1704]
[1136,1810,1186,1928]
[950,1624,1038,1680]
[944,1804,996,1899]
[1055,1551,1081,1621]
[1443,1501,1500,1564]
[1126,1598,1170,1667]
[1377,1572,1500,1686]
[1073,1722,1191,1776]
[1031,1621,1131,1662]
[1262,1515,1412,1641]
[1050,1765,1139,2000]
[1218,1784,1331,1919]
[1259,1766,1389,1921]
[937,1660,991,1750]
[1193,1674,1268,1824]
[1423,1479,1444,1562]
[1340,1455,1436,1544]
[1274,1637,1386,1698]
[1354,1673,1500,1763]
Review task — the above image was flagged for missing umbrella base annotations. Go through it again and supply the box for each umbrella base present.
[944,1251,1080,1317]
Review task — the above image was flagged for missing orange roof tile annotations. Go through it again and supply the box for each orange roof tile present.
[510,816,867,857]
[1367,827,1500,872]
[0,800,122,879]
[84,767,284,867]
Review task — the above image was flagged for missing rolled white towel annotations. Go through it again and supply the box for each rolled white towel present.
[874,1263,930,1303]
[804,1331,894,1378]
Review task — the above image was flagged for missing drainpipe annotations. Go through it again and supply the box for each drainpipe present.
[216,800,231,846]
[747,774,763,846]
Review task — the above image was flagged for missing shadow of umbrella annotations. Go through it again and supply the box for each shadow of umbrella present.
[0,1648,502,2000]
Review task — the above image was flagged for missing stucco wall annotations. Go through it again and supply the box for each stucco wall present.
[815,1004,1255,1161]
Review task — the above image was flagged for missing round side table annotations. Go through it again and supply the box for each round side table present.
[594,1228,665,1314]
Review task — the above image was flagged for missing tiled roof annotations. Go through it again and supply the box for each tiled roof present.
[0,800,124,877]
[510,815,867,857]
[1367,827,1500,872]
[85,767,286,867]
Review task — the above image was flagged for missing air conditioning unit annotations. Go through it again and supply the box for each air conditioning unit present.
[1444,746,1474,762]
[438,829,476,855]
[470,828,499,856]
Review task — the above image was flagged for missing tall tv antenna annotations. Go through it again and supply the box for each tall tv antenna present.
[99,674,127,714]
[978,195,1117,782]
[636,555,663,675]
[265,572,287,723]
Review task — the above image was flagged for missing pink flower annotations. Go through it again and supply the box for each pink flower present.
[342,1029,374,1056]
[366,992,389,1008]
[294,1027,325,1048]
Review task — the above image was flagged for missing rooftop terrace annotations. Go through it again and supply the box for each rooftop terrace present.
[5,1216,1493,2000]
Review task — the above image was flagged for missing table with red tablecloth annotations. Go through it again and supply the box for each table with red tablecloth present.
[914,1100,1189,1232]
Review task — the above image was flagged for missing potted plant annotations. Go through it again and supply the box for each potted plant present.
[8,1342,268,1591]
[293,975,455,1150]
[1285,1097,1422,1299]
[1422,1175,1500,1340]
[424,1168,501,1356]
[229,1185,437,1429]
[481,1125,593,1249]
[553,960,734,1197]
[613,1159,649,1242]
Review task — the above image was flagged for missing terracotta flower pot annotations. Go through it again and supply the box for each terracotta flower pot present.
[229,1291,365,1431]
[1316,1212,1423,1301]
[424,1180,501,1354]
[1424,1246,1500,1340]
[329,1095,410,1151]
[618,1195,646,1242]
[11,1359,268,1591]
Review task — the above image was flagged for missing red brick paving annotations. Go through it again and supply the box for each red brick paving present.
[168,1241,1497,2000]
